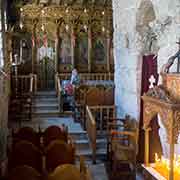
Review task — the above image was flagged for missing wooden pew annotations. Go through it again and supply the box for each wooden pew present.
[12,127,40,148]
[7,165,42,180]
[45,140,75,172]
[48,156,92,180]
[55,72,114,114]
[42,125,68,147]
[9,140,43,172]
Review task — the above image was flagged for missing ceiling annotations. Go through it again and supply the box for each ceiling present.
[22,0,112,7]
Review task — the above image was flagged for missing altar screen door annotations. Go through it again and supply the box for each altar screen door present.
[37,56,55,90]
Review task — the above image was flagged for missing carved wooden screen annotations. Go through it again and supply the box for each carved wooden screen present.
[92,31,107,72]
[38,56,55,89]
[75,28,88,72]
[37,30,55,89]
[92,38,106,64]
[59,26,72,73]
[59,33,71,64]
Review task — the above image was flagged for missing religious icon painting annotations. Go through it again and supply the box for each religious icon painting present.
[93,38,106,64]
[59,34,71,64]
[75,34,88,64]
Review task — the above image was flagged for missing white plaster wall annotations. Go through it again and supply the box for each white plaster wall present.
[113,0,142,120]
[113,0,180,117]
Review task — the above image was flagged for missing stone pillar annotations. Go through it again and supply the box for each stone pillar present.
[106,31,111,73]
[71,26,75,69]
[88,26,92,73]
[32,23,37,74]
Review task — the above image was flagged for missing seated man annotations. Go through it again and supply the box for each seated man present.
[62,69,80,111]
[62,69,80,96]
[70,69,80,86]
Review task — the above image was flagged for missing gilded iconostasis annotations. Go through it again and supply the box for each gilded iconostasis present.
[8,0,114,75]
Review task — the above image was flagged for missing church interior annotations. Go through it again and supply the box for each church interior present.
[0,0,180,179]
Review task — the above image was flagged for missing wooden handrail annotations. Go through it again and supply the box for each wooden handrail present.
[55,73,63,113]
[89,105,116,131]
[86,105,116,163]
[86,106,97,164]
[57,72,114,81]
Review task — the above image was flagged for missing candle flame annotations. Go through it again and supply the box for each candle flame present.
[154,153,180,179]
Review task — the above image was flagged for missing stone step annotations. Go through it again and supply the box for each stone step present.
[33,96,58,101]
[75,139,90,150]
[75,138,107,151]
[76,148,107,159]
[88,164,108,180]
[35,91,56,96]
[32,102,59,107]
[75,157,105,165]
[32,108,59,113]
[32,105,59,111]
[32,109,60,118]
[70,131,88,141]
[96,139,107,149]
[33,98,58,103]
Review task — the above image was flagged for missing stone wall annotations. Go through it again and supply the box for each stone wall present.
[113,0,180,119]
[113,0,180,157]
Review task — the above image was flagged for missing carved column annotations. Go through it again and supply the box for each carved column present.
[32,22,37,74]
[144,127,151,166]
[88,26,92,73]
[106,31,111,73]
[169,111,174,180]
[71,26,75,69]
[55,25,60,73]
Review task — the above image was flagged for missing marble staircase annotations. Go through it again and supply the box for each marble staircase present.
[32,91,59,118]
[9,91,109,180]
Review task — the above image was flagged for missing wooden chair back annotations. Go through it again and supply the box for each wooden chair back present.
[86,88,104,106]
[12,127,40,147]
[9,140,42,172]
[107,115,139,178]
[45,140,75,172]
[48,164,81,180]
[74,85,88,104]
[8,165,42,180]
[103,87,114,105]
[43,125,68,147]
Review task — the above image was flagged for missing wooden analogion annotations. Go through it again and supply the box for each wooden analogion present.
[142,46,180,180]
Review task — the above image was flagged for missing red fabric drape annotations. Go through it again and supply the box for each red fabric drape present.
[138,54,161,162]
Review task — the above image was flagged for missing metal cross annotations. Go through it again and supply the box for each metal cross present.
[149,75,156,89]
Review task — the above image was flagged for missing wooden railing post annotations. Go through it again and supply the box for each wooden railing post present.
[55,73,63,114]
[34,74,37,92]
[30,74,33,93]
[86,106,97,164]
